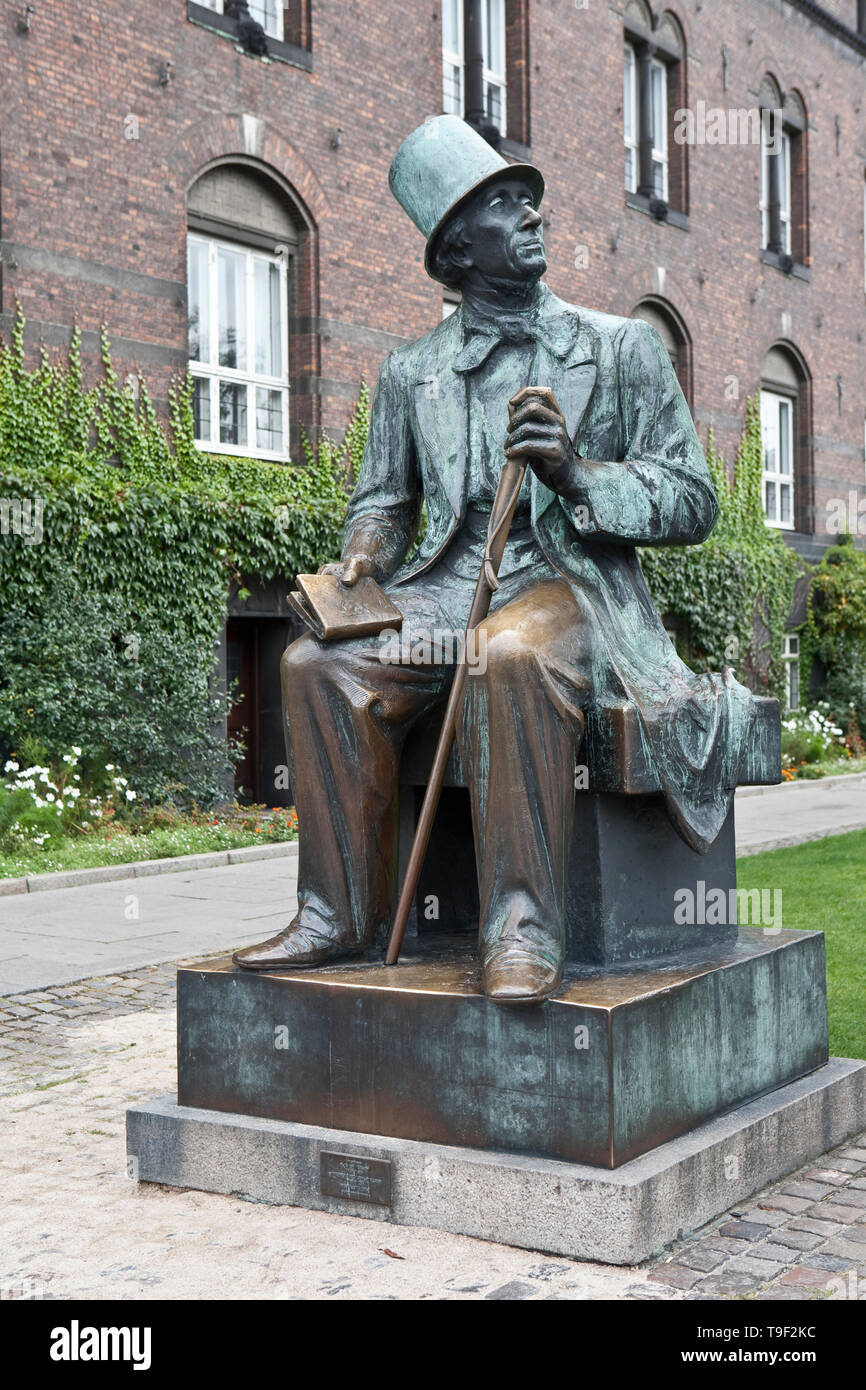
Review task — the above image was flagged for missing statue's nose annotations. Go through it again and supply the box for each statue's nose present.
[521,205,542,230]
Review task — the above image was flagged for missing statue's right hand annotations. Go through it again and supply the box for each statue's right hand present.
[317,555,375,587]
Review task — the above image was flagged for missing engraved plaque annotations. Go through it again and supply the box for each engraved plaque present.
[320,1151,392,1206]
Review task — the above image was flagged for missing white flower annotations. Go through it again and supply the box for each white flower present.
[125,790,137,802]
[4,761,19,773]
[72,747,82,757]
[105,764,115,772]
[45,793,55,803]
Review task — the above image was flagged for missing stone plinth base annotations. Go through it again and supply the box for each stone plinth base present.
[127,1059,866,1264]
[176,929,828,1167]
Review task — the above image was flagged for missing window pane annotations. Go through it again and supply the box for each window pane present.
[253,258,282,378]
[485,81,504,129]
[624,47,635,142]
[187,239,210,364]
[443,61,462,114]
[256,387,284,454]
[443,0,460,53]
[192,376,211,442]
[789,661,800,711]
[651,62,667,153]
[778,400,791,475]
[249,0,280,39]
[652,159,666,198]
[779,483,792,526]
[484,0,505,80]
[219,381,248,447]
[765,480,777,520]
[218,247,247,371]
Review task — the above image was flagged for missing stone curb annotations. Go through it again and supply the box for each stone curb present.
[737,771,866,798]
[0,840,299,897]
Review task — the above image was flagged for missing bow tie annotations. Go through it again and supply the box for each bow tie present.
[452,310,576,373]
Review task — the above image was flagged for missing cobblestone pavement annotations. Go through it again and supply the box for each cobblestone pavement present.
[1,961,865,1301]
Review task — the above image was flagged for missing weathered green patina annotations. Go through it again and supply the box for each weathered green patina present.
[234,115,772,1004]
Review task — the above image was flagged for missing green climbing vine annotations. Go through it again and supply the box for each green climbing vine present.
[0,310,362,804]
[639,396,802,699]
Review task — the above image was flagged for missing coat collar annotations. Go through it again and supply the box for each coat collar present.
[410,286,598,533]
[451,285,586,373]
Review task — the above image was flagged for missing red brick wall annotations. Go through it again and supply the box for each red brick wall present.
[1,0,864,550]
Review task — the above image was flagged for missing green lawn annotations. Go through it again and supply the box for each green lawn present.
[0,823,292,880]
[738,830,866,1061]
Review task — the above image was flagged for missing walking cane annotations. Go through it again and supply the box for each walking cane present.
[385,386,556,966]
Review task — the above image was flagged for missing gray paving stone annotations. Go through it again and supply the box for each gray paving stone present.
[802,1167,852,1186]
[807,1202,862,1223]
[756,1193,814,1214]
[676,1245,730,1272]
[739,1206,790,1227]
[727,1254,787,1278]
[717,1219,774,1242]
[753,1240,813,1264]
[766,1227,824,1251]
[802,1253,859,1273]
[780,1179,838,1200]
[648,1263,705,1289]
[694,1270,765,1297]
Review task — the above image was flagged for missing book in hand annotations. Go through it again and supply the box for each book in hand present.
[288,572,403,642]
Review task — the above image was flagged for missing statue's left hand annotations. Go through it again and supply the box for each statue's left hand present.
[505,386,577,495]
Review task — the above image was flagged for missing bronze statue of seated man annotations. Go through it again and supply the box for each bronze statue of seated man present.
[234,116,757,1005]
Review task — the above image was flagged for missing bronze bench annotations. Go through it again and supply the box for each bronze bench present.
[397,697,781,965]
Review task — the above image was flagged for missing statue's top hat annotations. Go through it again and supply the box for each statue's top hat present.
[388,115,545,283]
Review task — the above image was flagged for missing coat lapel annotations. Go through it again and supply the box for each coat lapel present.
[410,292,598,529]
[412,313,467,521]
[530,302,597,523]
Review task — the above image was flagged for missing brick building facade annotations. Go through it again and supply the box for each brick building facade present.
[2,0,866,794]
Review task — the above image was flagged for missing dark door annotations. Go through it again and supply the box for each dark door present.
[226,619,259,802]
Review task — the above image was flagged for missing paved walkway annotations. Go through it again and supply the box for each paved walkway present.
[0,961,863,1301]
[0,856,297,994]
[736,772,866,855]
[1,775,865,994]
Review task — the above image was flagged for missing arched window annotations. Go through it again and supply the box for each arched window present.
[631,297,692,406]
[759,78,808,270]
[623,4,687,218]
[187,161,305,461]
[760,343,812,533]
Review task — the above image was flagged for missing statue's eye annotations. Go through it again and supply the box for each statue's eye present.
[489,196,503,208]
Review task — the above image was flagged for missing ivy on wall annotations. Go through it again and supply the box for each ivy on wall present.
[0,313,361,804]
[639,396,802,700]
[802,533,866,736]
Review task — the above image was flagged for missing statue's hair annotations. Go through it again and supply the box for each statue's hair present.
[430,213,473,289]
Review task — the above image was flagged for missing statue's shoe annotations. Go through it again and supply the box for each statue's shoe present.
[232,924,362,971]
[481,943,563,1006]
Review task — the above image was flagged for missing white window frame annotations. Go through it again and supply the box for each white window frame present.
[760,388,795,531]
[442,0,464,117]
[624,43,638,194]
[482,0,507,135]
[442,0,507,135]
[197,0,284,42]
[623,46,668,200]
[782,634,801,712]
[649,56,669,202]
[188,233,290,462]
[760,123,792,254]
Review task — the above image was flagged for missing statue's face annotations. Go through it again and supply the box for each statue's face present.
[458,177,546,284]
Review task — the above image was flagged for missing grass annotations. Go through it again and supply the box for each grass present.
[738,830,866,1061]
[0,820,295,879]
